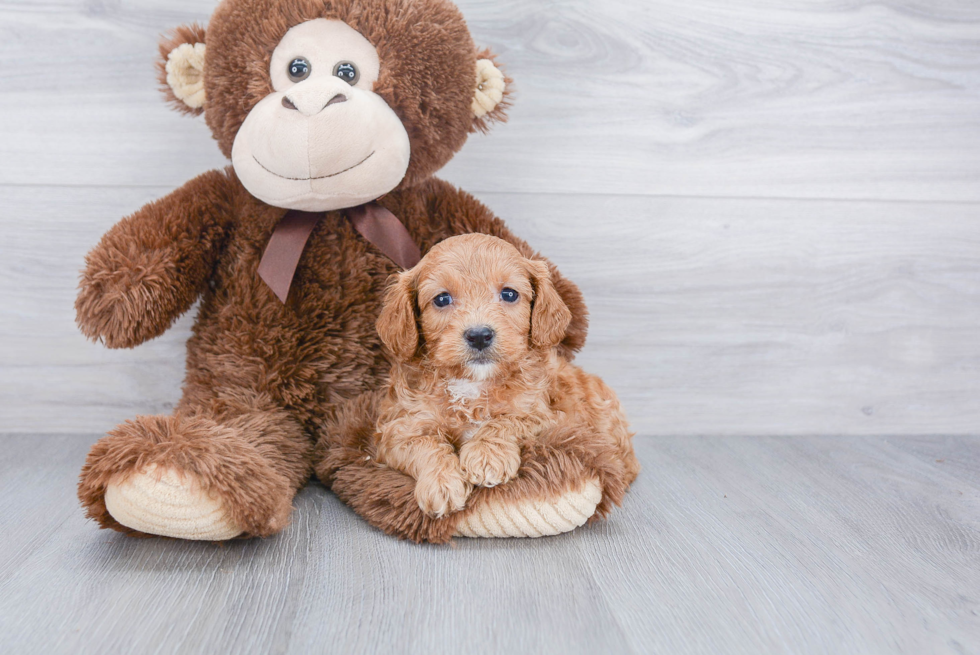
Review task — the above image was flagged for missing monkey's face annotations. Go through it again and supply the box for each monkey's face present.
[159,0,511,210]
[231,19,411,211]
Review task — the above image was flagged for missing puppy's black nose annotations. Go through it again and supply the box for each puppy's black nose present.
[464,326,495,351]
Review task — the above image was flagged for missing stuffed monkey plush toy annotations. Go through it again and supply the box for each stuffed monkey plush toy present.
[76,0,638,542]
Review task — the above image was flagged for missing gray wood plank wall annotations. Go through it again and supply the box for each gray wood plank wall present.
[2,0,979,437]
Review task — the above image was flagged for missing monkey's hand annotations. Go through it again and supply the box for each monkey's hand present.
[76,169,234,348]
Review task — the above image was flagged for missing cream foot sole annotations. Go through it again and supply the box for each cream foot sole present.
[453,477,602,538]
[104,464,243,541]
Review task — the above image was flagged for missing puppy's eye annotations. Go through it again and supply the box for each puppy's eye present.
[288,57,311,82]
[334,61,359,85]
[500,288,519,303]
[433,292,453,308]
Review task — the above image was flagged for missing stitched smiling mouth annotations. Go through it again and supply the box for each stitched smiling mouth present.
[253,151,375,181]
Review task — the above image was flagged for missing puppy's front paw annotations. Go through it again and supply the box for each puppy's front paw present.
[415,462,472,518]
[459,439,521,488]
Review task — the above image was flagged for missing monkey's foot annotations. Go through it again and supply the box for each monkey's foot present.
[453,476,602,538]
[104,465,243,541]
[79,413,298,539]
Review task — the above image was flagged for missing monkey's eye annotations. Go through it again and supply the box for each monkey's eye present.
[288,57,311,82]
[433,292,453,308]
[500,288,519,303]
[334,61,359,85]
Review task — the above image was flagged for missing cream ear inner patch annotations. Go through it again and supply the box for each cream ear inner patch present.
[472,58,505,118]
[167,42,207,109]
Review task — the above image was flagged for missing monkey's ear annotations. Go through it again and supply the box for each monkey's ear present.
[376,271,420,362]
[157,24,208,115]
[527,260,572,349]
[471,49,511,133]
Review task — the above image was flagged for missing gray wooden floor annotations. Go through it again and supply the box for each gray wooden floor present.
[2,0,980,653]
[1,434,978,654]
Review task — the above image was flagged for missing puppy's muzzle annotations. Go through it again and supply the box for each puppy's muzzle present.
[463,326,495,351]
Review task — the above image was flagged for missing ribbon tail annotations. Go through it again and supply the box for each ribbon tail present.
[257,210,322,303]
[346,202,421,270]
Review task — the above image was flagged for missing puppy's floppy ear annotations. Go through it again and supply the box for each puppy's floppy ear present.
[527,260,572,349]
[157,24,207,115]
[471,49,511,133]
[376,271,419,361]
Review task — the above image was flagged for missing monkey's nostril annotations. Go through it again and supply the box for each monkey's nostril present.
[464,326,495,351]
[324,93,348,109]
[281,96,298,110]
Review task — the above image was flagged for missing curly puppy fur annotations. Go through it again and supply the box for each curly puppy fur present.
[314,236,639,541]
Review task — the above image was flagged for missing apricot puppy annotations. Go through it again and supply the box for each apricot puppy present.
[375,234,634,518]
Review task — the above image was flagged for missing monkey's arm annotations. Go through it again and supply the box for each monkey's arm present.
[75,169,236,348]
[403,178,589,358]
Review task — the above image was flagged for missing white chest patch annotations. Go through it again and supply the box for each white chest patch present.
[447,378,485,405]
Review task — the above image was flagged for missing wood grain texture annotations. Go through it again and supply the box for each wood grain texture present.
[4,185,979,435]
[0,434,977,654]
[0,0,978,199]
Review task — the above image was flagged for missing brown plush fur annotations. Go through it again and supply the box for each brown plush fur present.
[76,0,588,539]
[365,235,638,521]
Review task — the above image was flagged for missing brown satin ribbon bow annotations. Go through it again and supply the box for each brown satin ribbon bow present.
[257,202,421,303]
